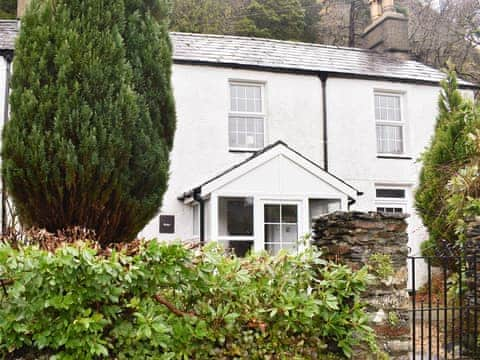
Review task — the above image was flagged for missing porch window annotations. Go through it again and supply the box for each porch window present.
[264,204,298,255]
[375,93,404,154]
[218,197,254,257]
[229,83,265,150]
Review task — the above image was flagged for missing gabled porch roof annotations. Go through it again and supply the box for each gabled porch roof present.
[179,141,362,202]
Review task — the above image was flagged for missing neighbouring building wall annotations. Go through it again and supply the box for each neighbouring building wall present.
[313,211,410,359]
[140,64,325,241]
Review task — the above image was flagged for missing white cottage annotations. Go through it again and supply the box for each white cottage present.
[0,1,478,282]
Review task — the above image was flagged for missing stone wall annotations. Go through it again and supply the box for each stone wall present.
[312,211,410,360]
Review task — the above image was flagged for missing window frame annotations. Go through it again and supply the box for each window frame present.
[228,81,266,152]
[374,91,406,156]
[375,185,408,214]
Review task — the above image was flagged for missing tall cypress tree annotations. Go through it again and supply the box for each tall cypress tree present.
[415,70,477,255]
[2,0,175,245]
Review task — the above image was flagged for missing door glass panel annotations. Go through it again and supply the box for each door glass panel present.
[282,224,298,243]
[264,203,299,255]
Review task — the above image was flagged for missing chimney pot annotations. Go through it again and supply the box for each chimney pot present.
[363,0,409,59]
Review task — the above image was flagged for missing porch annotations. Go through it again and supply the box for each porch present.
[180,141,361,256]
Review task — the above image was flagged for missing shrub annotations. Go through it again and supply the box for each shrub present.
[0,240,377,359]
[2,0,175,246]
[415,69,480,256]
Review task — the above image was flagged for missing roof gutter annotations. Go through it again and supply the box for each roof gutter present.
[319,73,328,171]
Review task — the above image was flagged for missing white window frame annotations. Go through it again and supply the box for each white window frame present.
[375,185,408,214]
[228,81,266,151]
[374,91,406,156]
[217,196,255,242]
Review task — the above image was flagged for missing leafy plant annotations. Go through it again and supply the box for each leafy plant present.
[2,0,175,246]
[0,240,378,359]
[367,253,394,280]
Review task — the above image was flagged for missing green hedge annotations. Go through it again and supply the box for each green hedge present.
[0,241,377,359]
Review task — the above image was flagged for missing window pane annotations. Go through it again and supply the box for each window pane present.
[228,116,264,149]
[376,125,403,154]
[265,205,280,223]
[246,118,255,132]
[282,205,297,223]
[375,94,401,122]
[218,197,254,236]
[230,84,262,113]
[376,189,406,198]
[377,207,404,214]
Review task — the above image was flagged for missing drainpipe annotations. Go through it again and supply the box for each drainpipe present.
[193,187,205,245]
[319,73,328,172]
[1,52,13,234]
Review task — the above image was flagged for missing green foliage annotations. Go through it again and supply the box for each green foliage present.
[367,253,394,280]
[234,0,306,41]
[0,241,378,359]
[0,0,16,18]
[415,69,480,255]
[169,0,321,42]
[2,0,175,245]
[170,0,234,34]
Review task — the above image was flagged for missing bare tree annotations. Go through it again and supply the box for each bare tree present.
[406,0,480,84]
[317,0,370,47]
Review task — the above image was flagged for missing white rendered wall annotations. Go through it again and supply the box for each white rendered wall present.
[326,77,474,286]
[140,64,325,241]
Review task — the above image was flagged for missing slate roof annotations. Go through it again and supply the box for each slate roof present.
[0,20,17,51]
[171,32,477,88]
[0,22,476,88]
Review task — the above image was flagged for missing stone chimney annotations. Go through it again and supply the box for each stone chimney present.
[17,0,29,18]
[362,0,409,59]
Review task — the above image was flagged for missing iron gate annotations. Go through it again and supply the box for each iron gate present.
[409,254,480,359]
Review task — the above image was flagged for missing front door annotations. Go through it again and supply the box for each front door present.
[262,202,301,255]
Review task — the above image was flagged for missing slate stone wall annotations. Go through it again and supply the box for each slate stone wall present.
[312,211,410,360]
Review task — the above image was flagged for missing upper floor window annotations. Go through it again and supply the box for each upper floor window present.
[229,83,265,150]
[375,93,404,155]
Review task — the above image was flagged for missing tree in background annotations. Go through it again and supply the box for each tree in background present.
[415,69,480,256]
[0,0,16,18]
[170,0,321,42]
[2,0,175,246]
[234,0,306,40]
[170,0,234,34]
[317,0,369,47]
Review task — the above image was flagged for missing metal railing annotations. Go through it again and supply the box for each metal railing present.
[409,254,480,359]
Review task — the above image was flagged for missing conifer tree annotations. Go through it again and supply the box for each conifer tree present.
[415,70,477,255]
[2,0,175,245]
